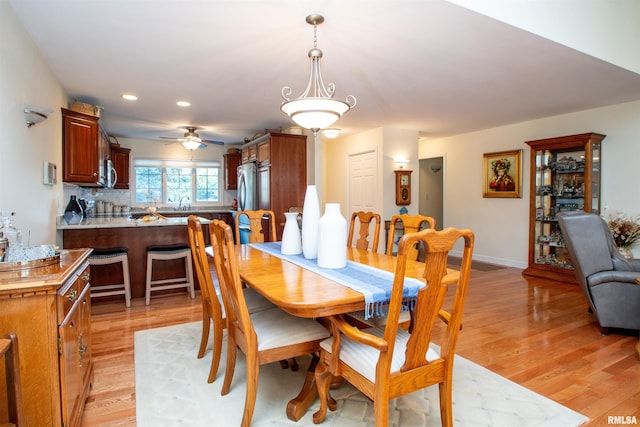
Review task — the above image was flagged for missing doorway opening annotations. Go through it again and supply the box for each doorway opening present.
[419,156,444,229]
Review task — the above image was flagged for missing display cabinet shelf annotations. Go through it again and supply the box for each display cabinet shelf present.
[523,132,605,284]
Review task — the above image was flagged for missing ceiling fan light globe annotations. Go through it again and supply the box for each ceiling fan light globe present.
[182,140,203,150]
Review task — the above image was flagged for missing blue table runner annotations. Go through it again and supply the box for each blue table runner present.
[248,242,425,319]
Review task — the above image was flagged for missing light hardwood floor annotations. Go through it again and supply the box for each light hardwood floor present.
[80,265,640,426]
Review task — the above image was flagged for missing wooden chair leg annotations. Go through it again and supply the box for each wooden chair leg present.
[198,310,210,359]
[221,338,237,396]
[208,316,224,383]
[241,357,259,427]
[438,380,454,427]
[312,359,333,424]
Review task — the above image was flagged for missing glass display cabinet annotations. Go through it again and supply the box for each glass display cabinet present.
[523,132,605,284]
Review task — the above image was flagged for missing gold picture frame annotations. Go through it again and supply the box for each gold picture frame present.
[482,149,522,198]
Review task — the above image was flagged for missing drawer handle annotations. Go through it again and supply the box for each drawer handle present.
[82,272,90,282]
[68,289,78,302]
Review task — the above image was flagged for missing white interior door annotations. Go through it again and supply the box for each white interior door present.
[348,150,379,250]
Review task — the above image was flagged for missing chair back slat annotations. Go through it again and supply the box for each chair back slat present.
[386,214,436,260]
[210,220,255,343]
[347,211,381,251]
[235,210,277,243]
[187,216,214,303]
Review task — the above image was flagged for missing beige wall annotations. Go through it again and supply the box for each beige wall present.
[0,2,67,246]
[421,100,640,266]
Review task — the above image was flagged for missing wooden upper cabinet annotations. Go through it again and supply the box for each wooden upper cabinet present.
[62,108,109,186]
[111,145,131,189]
[242,132,307,240]
[257,140,270,165]
[224,152,241,190]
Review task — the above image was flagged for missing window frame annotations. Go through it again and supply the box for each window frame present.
[132,158,222,208]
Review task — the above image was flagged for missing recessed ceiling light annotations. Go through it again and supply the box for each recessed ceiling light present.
[176,101,191,107]
[122,94,138,101]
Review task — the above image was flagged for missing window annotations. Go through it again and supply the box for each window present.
[133,159,220,206]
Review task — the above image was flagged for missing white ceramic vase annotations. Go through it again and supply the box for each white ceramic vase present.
[302,185,321,259]
[317,203,347,269]
[281,212,302,255]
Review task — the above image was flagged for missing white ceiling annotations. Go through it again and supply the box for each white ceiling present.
[9,0,640,144]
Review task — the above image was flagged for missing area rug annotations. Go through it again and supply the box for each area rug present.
[135,322,588,427]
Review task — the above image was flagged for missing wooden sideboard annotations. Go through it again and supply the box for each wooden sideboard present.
[0,249,93,427]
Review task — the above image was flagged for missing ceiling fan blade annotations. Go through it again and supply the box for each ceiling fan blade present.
[160,136,180,141]
[202,139,225,146]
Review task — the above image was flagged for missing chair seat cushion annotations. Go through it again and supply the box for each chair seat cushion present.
[90,247,128,258]
[320,325,439,383]
[212,281,274,317]
[346,309,410,328]
[252,308,330,351]
[244,288,274,313]
[148,244,190,254]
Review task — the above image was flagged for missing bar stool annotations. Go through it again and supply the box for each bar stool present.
[89,248,131,307]
[145,244,195,305]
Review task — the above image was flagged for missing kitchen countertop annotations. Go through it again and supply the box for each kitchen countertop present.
[130,206,236,215]
[56,215,211,230]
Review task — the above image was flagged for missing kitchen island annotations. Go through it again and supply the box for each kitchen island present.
[58,216,211,299]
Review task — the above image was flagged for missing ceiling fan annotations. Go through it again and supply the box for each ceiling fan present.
[160,126,224,150]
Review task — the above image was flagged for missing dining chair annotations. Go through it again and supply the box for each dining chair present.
[386,214,436,260]
[209,219,331,427]
[347,211,381,252]
[314,227,474,427]
[233,209,299,370]
[235,209,277,243]
[187,216,273,383]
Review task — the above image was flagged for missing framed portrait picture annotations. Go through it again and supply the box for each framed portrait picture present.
[482,149,523,198]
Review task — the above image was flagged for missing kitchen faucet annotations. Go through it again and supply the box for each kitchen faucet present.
[178,196,190,211]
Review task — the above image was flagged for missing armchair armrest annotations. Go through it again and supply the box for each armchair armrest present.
[626,258,640,271]
[587,270,640,287]
[329,315,388,352]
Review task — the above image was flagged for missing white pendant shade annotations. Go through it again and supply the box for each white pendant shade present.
[281,98,350,132]
[281,15,355,135]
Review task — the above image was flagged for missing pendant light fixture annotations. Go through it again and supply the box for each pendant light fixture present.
[281,15,356,135]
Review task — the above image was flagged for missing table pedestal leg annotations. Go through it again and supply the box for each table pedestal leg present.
[286,354,319,421]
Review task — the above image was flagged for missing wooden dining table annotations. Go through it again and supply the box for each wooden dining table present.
[236,244,460,422]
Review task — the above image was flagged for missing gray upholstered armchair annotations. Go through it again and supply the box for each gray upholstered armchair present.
[557,211,640,359]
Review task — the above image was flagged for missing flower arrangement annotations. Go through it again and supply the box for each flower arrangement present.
[604,210,640,248]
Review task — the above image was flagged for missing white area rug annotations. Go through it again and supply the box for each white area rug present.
[135,322,589,427]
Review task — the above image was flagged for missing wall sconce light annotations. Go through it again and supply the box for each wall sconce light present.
[322,128,341,139]
[24,104,52,128]
[395,159,409,169]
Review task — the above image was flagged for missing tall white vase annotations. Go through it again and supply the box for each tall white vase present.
[301,185,321,259]
[317,203,347,269]
[281,212,302,255]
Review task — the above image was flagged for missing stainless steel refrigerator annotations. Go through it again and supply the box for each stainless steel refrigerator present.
[237,162,257,243]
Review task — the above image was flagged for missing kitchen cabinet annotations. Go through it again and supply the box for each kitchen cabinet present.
[110,145,131,189]
[241,145,257,163]
[62,108,110,186]
[224,152,241,190]
[243,132,307,240]
[523,132,605,284]
[0,249,93,427]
